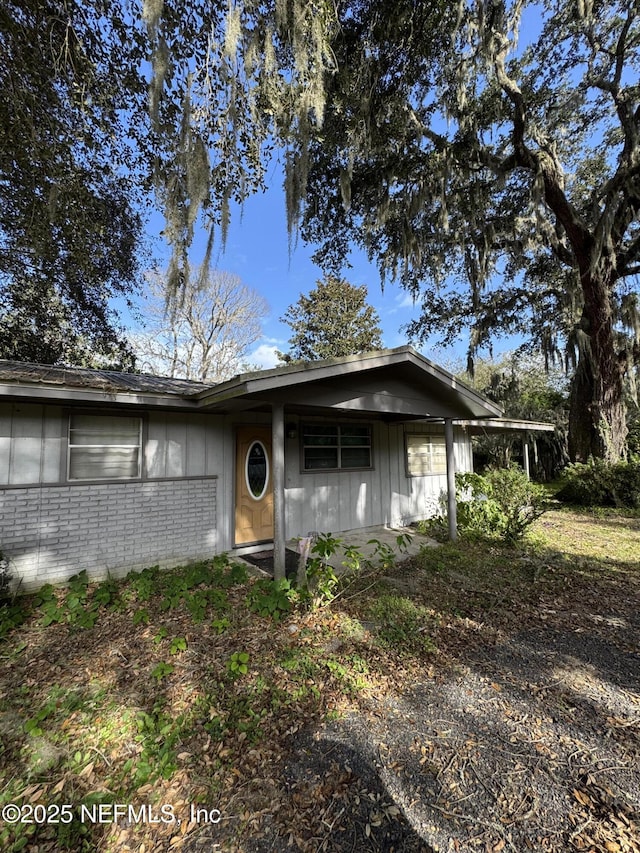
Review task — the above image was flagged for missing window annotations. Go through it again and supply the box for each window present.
[302,423,372,471]
[68,414,142,481]
[406,432,447,476]
[245,441,269,499]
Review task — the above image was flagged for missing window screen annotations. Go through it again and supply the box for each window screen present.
[68,414,142,481]
[406,433,447,476]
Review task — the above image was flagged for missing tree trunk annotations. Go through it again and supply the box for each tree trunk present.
[568,267,627,462]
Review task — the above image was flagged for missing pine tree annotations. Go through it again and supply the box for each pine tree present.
[279,276,383,362]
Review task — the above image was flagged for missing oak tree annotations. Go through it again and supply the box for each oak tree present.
[147,0,639,460]
[0,0,146,366]
[287,0,640,461]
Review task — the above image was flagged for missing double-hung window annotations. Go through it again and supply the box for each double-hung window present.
[406,432,447,476]
[302,424,372,471]
[68,414,142,481]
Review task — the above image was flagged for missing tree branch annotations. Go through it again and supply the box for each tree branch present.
[492,28,591,266]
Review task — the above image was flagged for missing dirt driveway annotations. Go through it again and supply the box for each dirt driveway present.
[293,619,640,852]
[187,554,640,853]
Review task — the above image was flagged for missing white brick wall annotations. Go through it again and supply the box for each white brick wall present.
[0,478,218,589]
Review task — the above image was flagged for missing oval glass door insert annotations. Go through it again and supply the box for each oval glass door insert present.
[245,441,269,500]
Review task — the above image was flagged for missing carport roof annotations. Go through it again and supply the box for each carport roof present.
[460,418,556,434]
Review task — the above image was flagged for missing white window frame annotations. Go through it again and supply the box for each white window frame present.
[67,413,143,482]
[405,432,447,476]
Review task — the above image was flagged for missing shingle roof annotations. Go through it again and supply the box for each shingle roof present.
[0,349,535,424]
[0,360,212,397]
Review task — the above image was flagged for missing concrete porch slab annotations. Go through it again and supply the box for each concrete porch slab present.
[232,525,438,576]
[298,525,439,572]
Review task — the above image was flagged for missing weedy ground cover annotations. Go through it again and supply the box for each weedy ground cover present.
[0,507,638,852]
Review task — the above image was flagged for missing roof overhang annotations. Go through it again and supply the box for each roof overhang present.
[0,360,206,411]
[458,418,556,434]
[195,347,504,420]
[0,381,203,411]
[0,347,507,420]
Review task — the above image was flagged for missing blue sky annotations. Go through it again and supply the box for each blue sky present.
[127,7,549,375]
[136,173,477,373]
[220,183,430,369]
[123,3,589,377]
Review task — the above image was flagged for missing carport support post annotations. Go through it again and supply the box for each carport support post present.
[523,437,530,479]
[272,403,286,581]
[444,418,458,542]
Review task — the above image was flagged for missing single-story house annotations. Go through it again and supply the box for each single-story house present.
[0,346,553,589]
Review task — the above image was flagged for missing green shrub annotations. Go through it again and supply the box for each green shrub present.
[627,421,640,457]
[298,533,411,607]
[557,459,640,508]
[416,516,449,543]
[303,534,343,606]
[456,466,547,542]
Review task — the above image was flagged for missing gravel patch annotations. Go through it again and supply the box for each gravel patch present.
[281,620,640,852]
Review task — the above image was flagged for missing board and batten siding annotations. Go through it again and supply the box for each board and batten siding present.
[0,403,221,588]
[1,401,474,586]
[388,422,471,526]
[0,403,66,485]
[0,403,225,483]
[282,417,472,538]
[145,411,224,479]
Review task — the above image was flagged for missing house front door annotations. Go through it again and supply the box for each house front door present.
[235,426,274,545]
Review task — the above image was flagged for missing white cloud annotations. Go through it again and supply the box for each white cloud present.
[248,343,282,369]
[396,292,417,308]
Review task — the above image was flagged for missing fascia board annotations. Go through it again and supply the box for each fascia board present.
[0,382,201,410]
[459,418,556,432]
